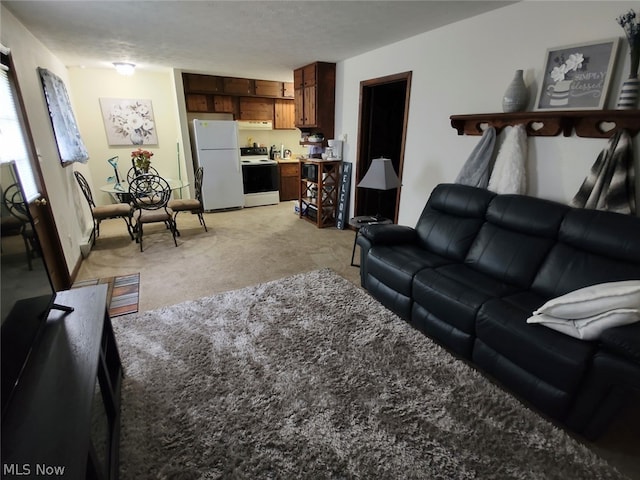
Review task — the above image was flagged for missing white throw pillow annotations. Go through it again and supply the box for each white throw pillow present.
[533,280,640,319]
[527,309,640,340]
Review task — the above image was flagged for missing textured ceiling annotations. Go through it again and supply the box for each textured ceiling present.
[3,1,514,81]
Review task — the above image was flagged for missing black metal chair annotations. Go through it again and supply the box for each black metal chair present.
[74,171,134,245]
[128,174,178,252]
[2,184,38,270]
[126,165,159,184]
[167,167,207,234]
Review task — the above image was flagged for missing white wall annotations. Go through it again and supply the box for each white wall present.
[336,1,639,226]
[68,67,187,207]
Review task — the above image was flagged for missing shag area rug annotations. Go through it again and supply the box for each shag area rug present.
[113,269,626,479]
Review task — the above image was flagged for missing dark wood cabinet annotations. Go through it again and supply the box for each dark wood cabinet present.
[1,285,123,480]
[185,94,210,112]
[274,99,295,129]
[224,77,253,95]
[213,95,235,114]
[255,80,281,97]
[283,82,295,98]
[239,97,274,120]
[182,73,296,119]
[279,162,299,200]
[184,73,223,93]
[293,62,335,138]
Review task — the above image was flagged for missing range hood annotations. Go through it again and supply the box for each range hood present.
[237,120,273,131]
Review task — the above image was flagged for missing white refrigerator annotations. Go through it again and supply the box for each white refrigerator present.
[192,119,244,211]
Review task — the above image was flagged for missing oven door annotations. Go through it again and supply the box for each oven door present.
[242,164,279,194]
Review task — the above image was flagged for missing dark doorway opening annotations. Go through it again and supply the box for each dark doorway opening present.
[355,72,411,223]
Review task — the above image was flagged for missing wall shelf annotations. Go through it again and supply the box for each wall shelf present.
[450,110,640,138]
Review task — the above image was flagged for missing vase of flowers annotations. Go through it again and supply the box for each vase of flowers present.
[616,9,640,109]
[131,148,153,173]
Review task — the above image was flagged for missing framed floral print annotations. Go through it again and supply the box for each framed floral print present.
[99,98,158,146]
[534,38,619,111]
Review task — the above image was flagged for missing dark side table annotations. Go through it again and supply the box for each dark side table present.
[349,216,392,267]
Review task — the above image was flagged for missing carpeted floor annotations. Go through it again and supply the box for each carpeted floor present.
[113,269,630,479]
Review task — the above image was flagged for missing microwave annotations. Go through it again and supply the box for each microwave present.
[302,164,318,182]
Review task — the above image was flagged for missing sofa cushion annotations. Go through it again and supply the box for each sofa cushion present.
[599,323,640,363]
[366,245,451,297]
[532,209,640,298]
[413,264,520,337]
[476,292,597,394]
[414,184,495,261]
[464,194,567,288]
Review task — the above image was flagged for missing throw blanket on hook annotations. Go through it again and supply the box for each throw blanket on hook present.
[454,126,496,188]
[571,129,636,215]
[488,124,528,195]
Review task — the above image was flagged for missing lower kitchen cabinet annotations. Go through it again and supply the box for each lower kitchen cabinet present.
[279,162,299,201]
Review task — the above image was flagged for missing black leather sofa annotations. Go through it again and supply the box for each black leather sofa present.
[356,183,640,439]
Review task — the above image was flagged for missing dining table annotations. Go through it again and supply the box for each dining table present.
[100,178,189,203]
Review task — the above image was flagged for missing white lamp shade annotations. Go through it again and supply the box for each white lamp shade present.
[357,157,400,190]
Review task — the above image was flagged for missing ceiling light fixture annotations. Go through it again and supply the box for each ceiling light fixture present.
[113,62,135,76]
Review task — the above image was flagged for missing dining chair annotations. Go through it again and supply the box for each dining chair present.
[74,171,134,245]
[167,166,207,234]
[127,165,159,184]
[2,183,38,270]
[128,174,178,252]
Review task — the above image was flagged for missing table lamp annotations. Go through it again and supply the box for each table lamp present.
[357,157,400,221]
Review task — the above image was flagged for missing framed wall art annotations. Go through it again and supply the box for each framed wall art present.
[37,68,89,165]
[534,38,619,111]
[99,98,158,146]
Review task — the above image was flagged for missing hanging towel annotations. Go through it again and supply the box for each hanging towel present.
[454,126,496,188]
[488,124,528,194]
[571,129,636,215]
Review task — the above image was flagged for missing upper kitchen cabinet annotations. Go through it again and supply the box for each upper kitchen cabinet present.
[283,82,295,98]
[294,62,335,138]
[255,80,282,98]
[239,97,274,121]
[274,99,296,129]
[184,74,223,93]
[224,77,254,95]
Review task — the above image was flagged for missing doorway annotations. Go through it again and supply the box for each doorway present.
[355,72,411,222]
[2,51,70,290]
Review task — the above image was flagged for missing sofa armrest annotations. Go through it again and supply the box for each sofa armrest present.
[599,323,640,365]
[358,224,417,246]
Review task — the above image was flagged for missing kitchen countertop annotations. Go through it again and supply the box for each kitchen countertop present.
[277,157,301,164]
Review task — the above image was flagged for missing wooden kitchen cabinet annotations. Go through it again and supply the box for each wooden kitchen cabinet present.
[224,77,253,95]
[186,94,211,112]
[255,80,281,97]
[239,97,274,120]
[274,99,295,129]
[184,73,223,93]
[283,82,294,98]
[279,162,299,201]
[293,62,335,138]
[213,95,235,113]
